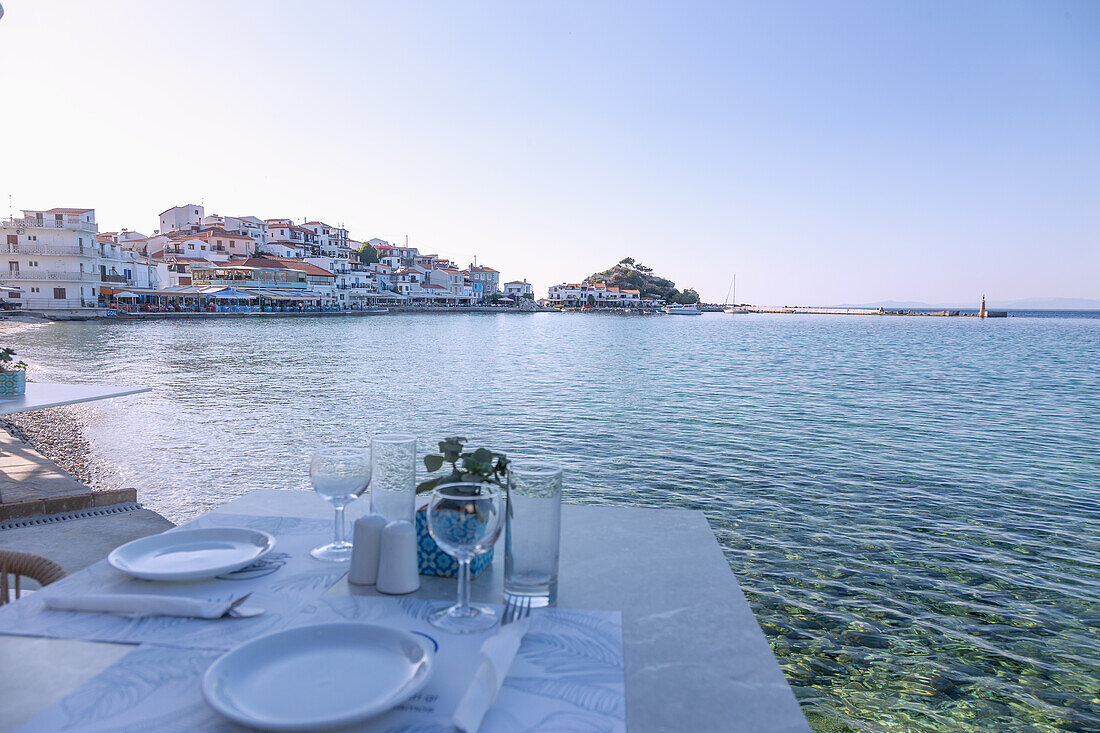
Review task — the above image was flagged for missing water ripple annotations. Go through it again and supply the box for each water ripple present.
[10,312,1100,732]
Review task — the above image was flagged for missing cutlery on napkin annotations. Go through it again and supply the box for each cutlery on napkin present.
[43,593,263,619]
[452,612,532,733]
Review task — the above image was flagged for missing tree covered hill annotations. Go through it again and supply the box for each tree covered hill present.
[584,258,700,304]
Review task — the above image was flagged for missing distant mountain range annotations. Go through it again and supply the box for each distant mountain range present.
[826,297,1100,310]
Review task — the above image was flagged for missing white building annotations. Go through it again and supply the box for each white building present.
[504,279,533,298]
[265,220,320,255]
[428,267,467,296]
[162,236,232,263]
[263,241,308,258]
[547,281,641,306]
[302,221,350,259]
[0,208,132,310]
[159,204,205,234]
[235,216,269,249]
[203,214,269,250]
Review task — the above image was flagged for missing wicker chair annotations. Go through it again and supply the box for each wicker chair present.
[0,550,66,605]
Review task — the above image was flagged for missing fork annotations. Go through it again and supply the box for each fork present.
[500,594,533,626]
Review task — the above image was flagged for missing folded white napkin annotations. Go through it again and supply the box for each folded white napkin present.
[44,593,233,619]
[452,616,532,733]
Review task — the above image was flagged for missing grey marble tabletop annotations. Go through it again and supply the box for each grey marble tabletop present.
[0,489,810,732]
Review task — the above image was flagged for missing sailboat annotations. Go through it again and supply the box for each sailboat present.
[723,275,750,314]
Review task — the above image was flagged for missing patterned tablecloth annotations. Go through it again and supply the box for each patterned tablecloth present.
[0,513,625,732]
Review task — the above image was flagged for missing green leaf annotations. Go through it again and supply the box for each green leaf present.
[423,454,444,472]
[416,478,440,494]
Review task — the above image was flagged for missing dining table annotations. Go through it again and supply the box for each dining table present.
[0,488,811,732]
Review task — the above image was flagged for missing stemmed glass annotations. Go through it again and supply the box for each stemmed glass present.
[309,447,371,562]
[426,482,504,632]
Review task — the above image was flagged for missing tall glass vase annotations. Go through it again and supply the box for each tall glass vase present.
[369,434,417,523]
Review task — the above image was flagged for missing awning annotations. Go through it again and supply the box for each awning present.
[213,289,257,300]
[112,291,139,299]
[1,286,26,294]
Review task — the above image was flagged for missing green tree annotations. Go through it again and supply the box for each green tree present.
[619,257,635,267]
[355,242,379,265]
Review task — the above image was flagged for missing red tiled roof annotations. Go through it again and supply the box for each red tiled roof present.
[268,259,336,278]
[45,207,93,214]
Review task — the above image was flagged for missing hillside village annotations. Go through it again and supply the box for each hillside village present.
[0,204,534,313]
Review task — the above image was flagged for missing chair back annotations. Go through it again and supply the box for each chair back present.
[0,550,65,605]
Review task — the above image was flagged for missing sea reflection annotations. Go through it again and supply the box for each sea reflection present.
[11,312,1100,732]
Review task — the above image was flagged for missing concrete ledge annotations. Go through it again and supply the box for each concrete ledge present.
[94,488,137,506]
[0,507,174,573]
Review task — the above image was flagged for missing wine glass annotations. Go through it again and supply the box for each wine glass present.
[309,447,371,562]
[426,482,504,633]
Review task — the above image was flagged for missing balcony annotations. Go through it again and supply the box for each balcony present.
[2,217,98,233]
[2,270,100,282]
[0,242,91,257]
[101,273,128,284]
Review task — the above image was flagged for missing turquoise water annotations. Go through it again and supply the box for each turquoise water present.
[10,313,1100,731]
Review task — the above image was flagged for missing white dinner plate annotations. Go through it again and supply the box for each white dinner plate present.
[202,623,435,731]
[108,527,276,581]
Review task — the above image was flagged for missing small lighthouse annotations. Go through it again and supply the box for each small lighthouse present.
[979,295,987,319]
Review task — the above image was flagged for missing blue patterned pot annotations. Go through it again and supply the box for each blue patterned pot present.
[415,505,493,578]
[0,372,25,396]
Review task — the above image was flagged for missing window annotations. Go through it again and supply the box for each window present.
[53,287,66,299]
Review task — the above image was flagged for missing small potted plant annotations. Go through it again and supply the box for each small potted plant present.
[0,347,27,397]
[415,437,508,578]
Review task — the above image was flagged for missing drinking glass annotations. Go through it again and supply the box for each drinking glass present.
[426,482,504,633]
[309,447,371,562]
[505,460,562,606]
[370,433,417,523]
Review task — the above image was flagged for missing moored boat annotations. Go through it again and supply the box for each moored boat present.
[663,304,702,315]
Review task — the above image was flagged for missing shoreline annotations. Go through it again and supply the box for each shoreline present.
[11,304,551,322]
[1,405,94,488]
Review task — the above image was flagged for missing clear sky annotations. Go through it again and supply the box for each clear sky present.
[1,1,1097,304]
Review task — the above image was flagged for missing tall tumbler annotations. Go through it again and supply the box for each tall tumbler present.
[369,434,417,523]
[505,460,562,607]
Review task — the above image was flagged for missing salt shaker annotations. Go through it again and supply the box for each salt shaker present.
[375,520,420,595]
[348,514,387,585]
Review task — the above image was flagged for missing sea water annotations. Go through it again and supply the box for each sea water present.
[10,311,1099,732]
